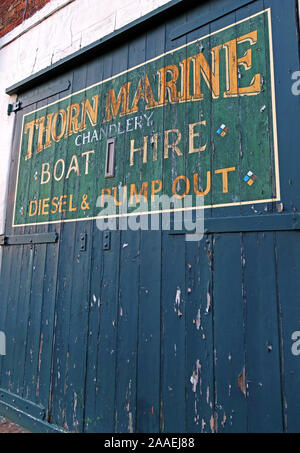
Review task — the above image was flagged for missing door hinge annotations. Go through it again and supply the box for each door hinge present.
[0,232,58,246]
[7,100,22,116]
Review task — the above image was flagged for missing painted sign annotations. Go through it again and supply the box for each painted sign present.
[13,8,280,226]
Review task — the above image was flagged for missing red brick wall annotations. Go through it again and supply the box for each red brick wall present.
[0,0,51,38]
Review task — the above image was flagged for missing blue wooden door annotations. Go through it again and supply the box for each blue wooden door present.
[1,0,300,433]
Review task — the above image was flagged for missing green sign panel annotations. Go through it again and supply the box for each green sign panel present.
[13,8,280,227]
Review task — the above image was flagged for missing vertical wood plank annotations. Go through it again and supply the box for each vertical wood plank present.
[213,233,247,432]
[275,231,300,433]
[243,232,283,432]
[160,12,187,433]
[114,35,142,433]
[185,235,215,432]
[135,23,165,434]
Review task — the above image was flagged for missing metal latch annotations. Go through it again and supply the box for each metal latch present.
[7,100,22,116]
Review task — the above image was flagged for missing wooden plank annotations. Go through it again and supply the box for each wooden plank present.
[135,22,166,433]
[91,228,121,432]
[0,99,36,396]
[237,0,274,218]
[184,3,214,433]
[275,231,300,433]
[90,44,126,434]
[81,54,106,433]
[159,12,188,433]
[185,235,215,432]
[58,63,90,432]
[170,0,256,40]
[5,244,27,395]
[243,232,283,432]
[48,67,80,430]
[210,9,240,221]
[9,98,41,398]
[22,96,51,403]
[36,77,73,421]
[212,233,247,432]
[0,247,13,381]
[0,245,23,392]
[265,0,300,213]
[114,33,143,433]
[0,99,26,380]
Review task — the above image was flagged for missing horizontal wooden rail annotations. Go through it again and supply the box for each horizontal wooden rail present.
[0,232,58,246]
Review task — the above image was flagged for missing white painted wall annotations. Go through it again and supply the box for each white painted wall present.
[0,0,170,242]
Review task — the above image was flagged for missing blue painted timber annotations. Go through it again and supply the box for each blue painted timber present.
[1,0,300,433]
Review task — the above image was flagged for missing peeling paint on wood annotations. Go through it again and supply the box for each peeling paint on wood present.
[0,0,299,435]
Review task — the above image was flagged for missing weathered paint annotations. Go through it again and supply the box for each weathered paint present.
[1,0,300,434]
[0,0,170,236]
[13,9,279,226]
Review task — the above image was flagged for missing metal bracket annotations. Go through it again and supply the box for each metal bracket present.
[103,231,111,250]
[80,232,87,252]
[0,232,58,246]
[0,388,46,420]
[7,100,22,116]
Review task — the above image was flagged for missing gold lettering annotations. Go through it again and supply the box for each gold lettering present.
[104,81,132,122]
[172,175,190,199]
[223,30,261,97]
[79,95,99,131]
[54,159,65,181]
[35,113,53,154]
[130,136,148,166]
[81,150,95,175]
[113,186,127,207]
[51,197,59,214]
[65,103,81,137]
[179,56,194,101]
[24,120,36,160]
[66,155,80,179]
[193,45,222,100]
[157,65,179,105]
[59,195,67,213]
[193,172,211,196]
[130,75,158,113]
[189,121,207,153]
[100,188,111,207]
[52,109,67,142]
[69,194,77,212]
[151,179,162,200]
[41,162,51,185]
[42,198,50,216]
[129,182,148,205]
[164,129,182,159]
[215,167,236,193]
[29,200,38,217]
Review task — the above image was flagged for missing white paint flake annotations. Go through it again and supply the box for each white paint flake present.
[190,359,201,393]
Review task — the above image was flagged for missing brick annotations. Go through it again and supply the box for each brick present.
[0,417,30,433]
[0,0,51,38]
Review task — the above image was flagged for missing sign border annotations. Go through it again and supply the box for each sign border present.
[12,8,280,227]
